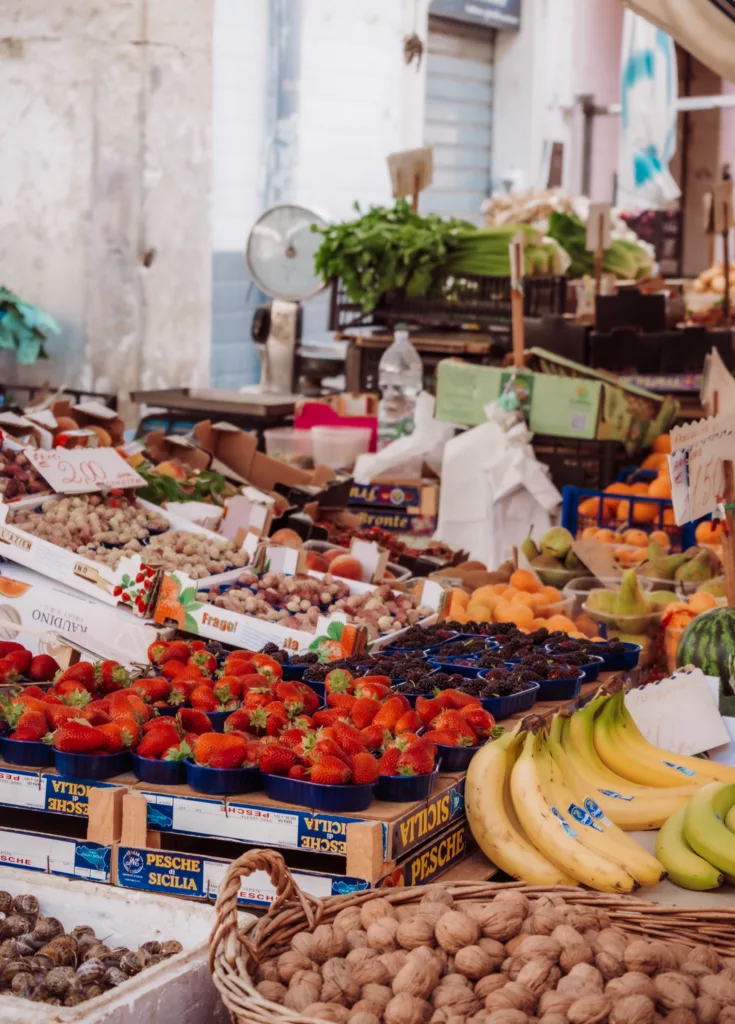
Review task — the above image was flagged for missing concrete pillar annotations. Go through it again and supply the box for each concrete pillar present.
[0,0,213,398]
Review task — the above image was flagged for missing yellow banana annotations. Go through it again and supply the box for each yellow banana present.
[564,699,652,793]
[510,730,639,893]
[594,694,705,789]
[684,783,735,877]
[554,713,694,829]
[546,732,667,883]
[465,729,576,886]
[655,804,723,891]
[619,698,735,785]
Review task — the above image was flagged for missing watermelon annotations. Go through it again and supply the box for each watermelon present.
[676,607,735,715]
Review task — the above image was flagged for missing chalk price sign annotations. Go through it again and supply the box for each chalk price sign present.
[26,448,146,494]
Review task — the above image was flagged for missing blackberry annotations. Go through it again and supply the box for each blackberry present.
[476,653,504,669]
[290,651,319,666]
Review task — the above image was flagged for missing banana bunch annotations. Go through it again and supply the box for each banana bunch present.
[466,684,735,893]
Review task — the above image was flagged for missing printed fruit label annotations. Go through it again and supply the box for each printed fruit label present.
[583,797,613,827]
[662,761,696,777]
[568,803,604,833]
[598,789,634,802]
[551,806,578,838]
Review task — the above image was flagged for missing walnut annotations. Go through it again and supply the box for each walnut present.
[367,918,399,953]
[384,993,431,1024]
[593,929,627,960]
[421,891,455,908]
[663,1011,696,1024]
[679,960,714,980]
[418,904,453,929]
[484,1011,528,1024]
[435,913,481,955]
[717,1007,735,1024]
[304,1003,351,1023]
[255,980,287,1003]
[475,977,508,1000]
[322,958,361,1004]
[595,951,624,980]
[484,983,536,1016]
[361,900,397,931]
[255,958,279,983]
[431,985,482,1016]
[700,975,735,1004]
[349,1013,380,1024]
[290,969,323,990]
[293,924,345,964]
[605,972,655,1001]
[397,917,437,951]
[335,907,363,934]
[466,904,525,942]
[695,995,721,1024]
[477,939,506,968]
[686,945,721,973]
[537,1014,568,1024]
[561,963,603,992]
[278,949,315,982]
[525,908,561,936]
[353,958,390,987]
[492,891,530,917]
[361,984,394,1010]
[501,957,524,981]
[514,936,562,964]
[624,941,663,976]
[538,990,575,1016]
[393,950,442,1000]
[609,994,654,1024]
[454,946,495,980]
[379,951,409,974]
[284,980,323,1012]
[551,925,593,973]
[514,961,560,998]
[567,995,611,1024]
[353,1000,388,1019]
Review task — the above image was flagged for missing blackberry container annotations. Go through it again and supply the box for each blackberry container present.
[428,659,483,679]
[263,772,374,812]
[535,671,585,702]
[54,750,131,780]
[132,753,186,786]
[547,652,605,682]
[472,677,540,717]
[185,761,262,795]
[595,642,641,671]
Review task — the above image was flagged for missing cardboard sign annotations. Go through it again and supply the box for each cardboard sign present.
[572,539,621,585]
[668,448,691,526]
[671,414,735,522]
[26,448,146,494]
[586,203,612,251]
[626,669,729,755]
[509,232,525,290]
[387,148,434,200]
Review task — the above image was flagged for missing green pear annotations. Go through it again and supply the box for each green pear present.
[531,554,568,588]
[675,548,720,584]
[520,532,539,563]
[586,589,618,617]
[648,590,679,608]
[614,569,652,632]
[565,549,584,571]
[644,540,690,581]
[540,526,574,561]
[697,578,726,598]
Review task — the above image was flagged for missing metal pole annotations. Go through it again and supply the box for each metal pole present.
[579,94,595,197]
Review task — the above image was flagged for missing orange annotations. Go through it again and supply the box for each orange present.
[653,434,672,454]
[492,583,509,595]
[575,612,599,638]
[663,508,676,526]
[623,529,649,547]
[0,578,31,597]
[630,482,650,496]
[509,569,541,593]
[650,530,671,550]
[470,585,498,607]
[545,614,577,633]
[581,526,599,540]
[596,529,615,544]
[642,452,669,472]
[617,499,657,524]
[688,592,718,615]
[649,475,672,499]
[578,497,601,517]
[539,585,563,603]
[493,601,514,623]
[695,520,723,545]
[466,604,491,623]
[513,592,537,610]
[498,604,534,631]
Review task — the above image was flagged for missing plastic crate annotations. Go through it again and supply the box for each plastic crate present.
[561,484,699,552]
[329,275,567,333]
[532,437,631,491]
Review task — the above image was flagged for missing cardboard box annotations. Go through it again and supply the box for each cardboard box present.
[51,399,126,445]
[347,479,439,535]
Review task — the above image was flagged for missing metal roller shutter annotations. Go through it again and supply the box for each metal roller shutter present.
[423,19,495,224]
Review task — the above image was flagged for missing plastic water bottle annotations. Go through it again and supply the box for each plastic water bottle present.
[377,328,423,449]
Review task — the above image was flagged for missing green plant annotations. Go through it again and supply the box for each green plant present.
[0,286,61,363]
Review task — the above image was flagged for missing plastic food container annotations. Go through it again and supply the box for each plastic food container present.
[132,753,186,786]
[311,427,371,470]
[549,653,605,682]
[374,768,438,802]
[54,750,131,780]
[263,427,313,460]
[1,736,54,768]
[428,659,483,678]
[582,597,663,668]
[430,740,483,773]
[595,641,642,671]
[206,710,234,733]
[473,679,540,717]
[185,761,262,796]
[263,772,374,811]
[563,576,653,619]
[535,673,584,702]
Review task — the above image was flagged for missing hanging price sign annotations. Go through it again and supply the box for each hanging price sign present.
[25,448,146,494]
[670,415,735,523]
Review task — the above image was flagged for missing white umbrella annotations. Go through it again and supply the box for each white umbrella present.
[625,0,735,83]
[618,9,681,209]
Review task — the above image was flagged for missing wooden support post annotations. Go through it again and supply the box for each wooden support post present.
[120,792,150,848]
[510,232,525,369]
[345,821,386,883]
[722,460,735,607]
[87,787,124,845]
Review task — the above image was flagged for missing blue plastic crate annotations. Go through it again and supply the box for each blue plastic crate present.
[561,484,701,552]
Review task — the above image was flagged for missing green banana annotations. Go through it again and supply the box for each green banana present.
[684,782,735,876]
[656,805,722,891]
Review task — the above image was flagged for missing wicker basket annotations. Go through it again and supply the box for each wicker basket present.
[209,849,735,1024]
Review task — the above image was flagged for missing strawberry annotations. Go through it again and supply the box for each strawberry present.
[332,720,365,756]
[459,706,495,739]
[432,709,476,739]
[416,696,444,725]
[55,662,96,692]
[83,701,111,726]
[4,649,32,677]
[95,660,130,692]
[11,710,49,741]
[161,659,188,681]
[304,737,349,764]
[44,703,78,729]
[243,689,271,709]
[147,641,169,665]
[353,676,391,700]
[167,678,197,707]
[52,719,108,753]
[378,746,401,776]
[279,727,310,753]
[395,710,421,734]
[288,764,308,780]
[132,678,172,705]
[238,673,271,692]
[0,641,24,656]
[160,641,191,664]
[189,640,207,652]
[111,715,141,745]
[359,724,385,750]
[0,661,20,685]
[324,669,353,694]
[327,692,357,713]
[251,654,282,681]
[213,676,244,704]
[162,740,193,762]
[262,702,289,737]
[311,755,351,786]
[176,708,213,735]
[259,744,297,776]
[372,696,407,733]
[190,686,218,712]
[311,707,348,728]
[351,697,380,729]
[187,651,217,676]
[137,723,182,759]
[28,654,60,682]
[223,708,252,733]
[442,689,483,710]
[21,686,50,700]
[292,682,320,715]
[397,738,436,776]
[98,722,134,753]
[245,738,264,765]
[223,658,257,678]
[195,733,247,769]
[424,729,463,747]
[351,751,379,785]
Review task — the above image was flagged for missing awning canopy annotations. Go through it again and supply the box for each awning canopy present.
[625,0,735,82]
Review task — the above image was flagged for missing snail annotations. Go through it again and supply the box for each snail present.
[120,950,146,976]
[161,940,183,957]
[34,916,64,942]
[0,892,12,915]
[104,966,127,988]
[76,958,106,984]
[12,894,39,917]
[46,966,77,995]
[2,914,33,937]
[10,971,35,997]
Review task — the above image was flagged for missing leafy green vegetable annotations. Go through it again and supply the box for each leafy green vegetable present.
[135,462,235,507]
[0,286,60,364]
[546,211,653,280]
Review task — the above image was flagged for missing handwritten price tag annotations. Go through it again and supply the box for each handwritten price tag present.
[26,448,146,494]
[671,415,735,523]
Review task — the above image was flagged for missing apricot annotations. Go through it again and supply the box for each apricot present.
[466,604,492,623]
[695,520,723,545]
[269,528,304,549]
[642,452,668,472]
[509,569,541,593]
[304,552,329,573]
[545,614,577,633]
[329,555,364,581]
[623,529,649,547]
[498,603,534,630]
[688,592,718,615]
[649,530,671,550]
[653,434,672,454]
[581,526,599,540]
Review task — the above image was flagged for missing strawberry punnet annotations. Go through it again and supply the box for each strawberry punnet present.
[52,720,108,754]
